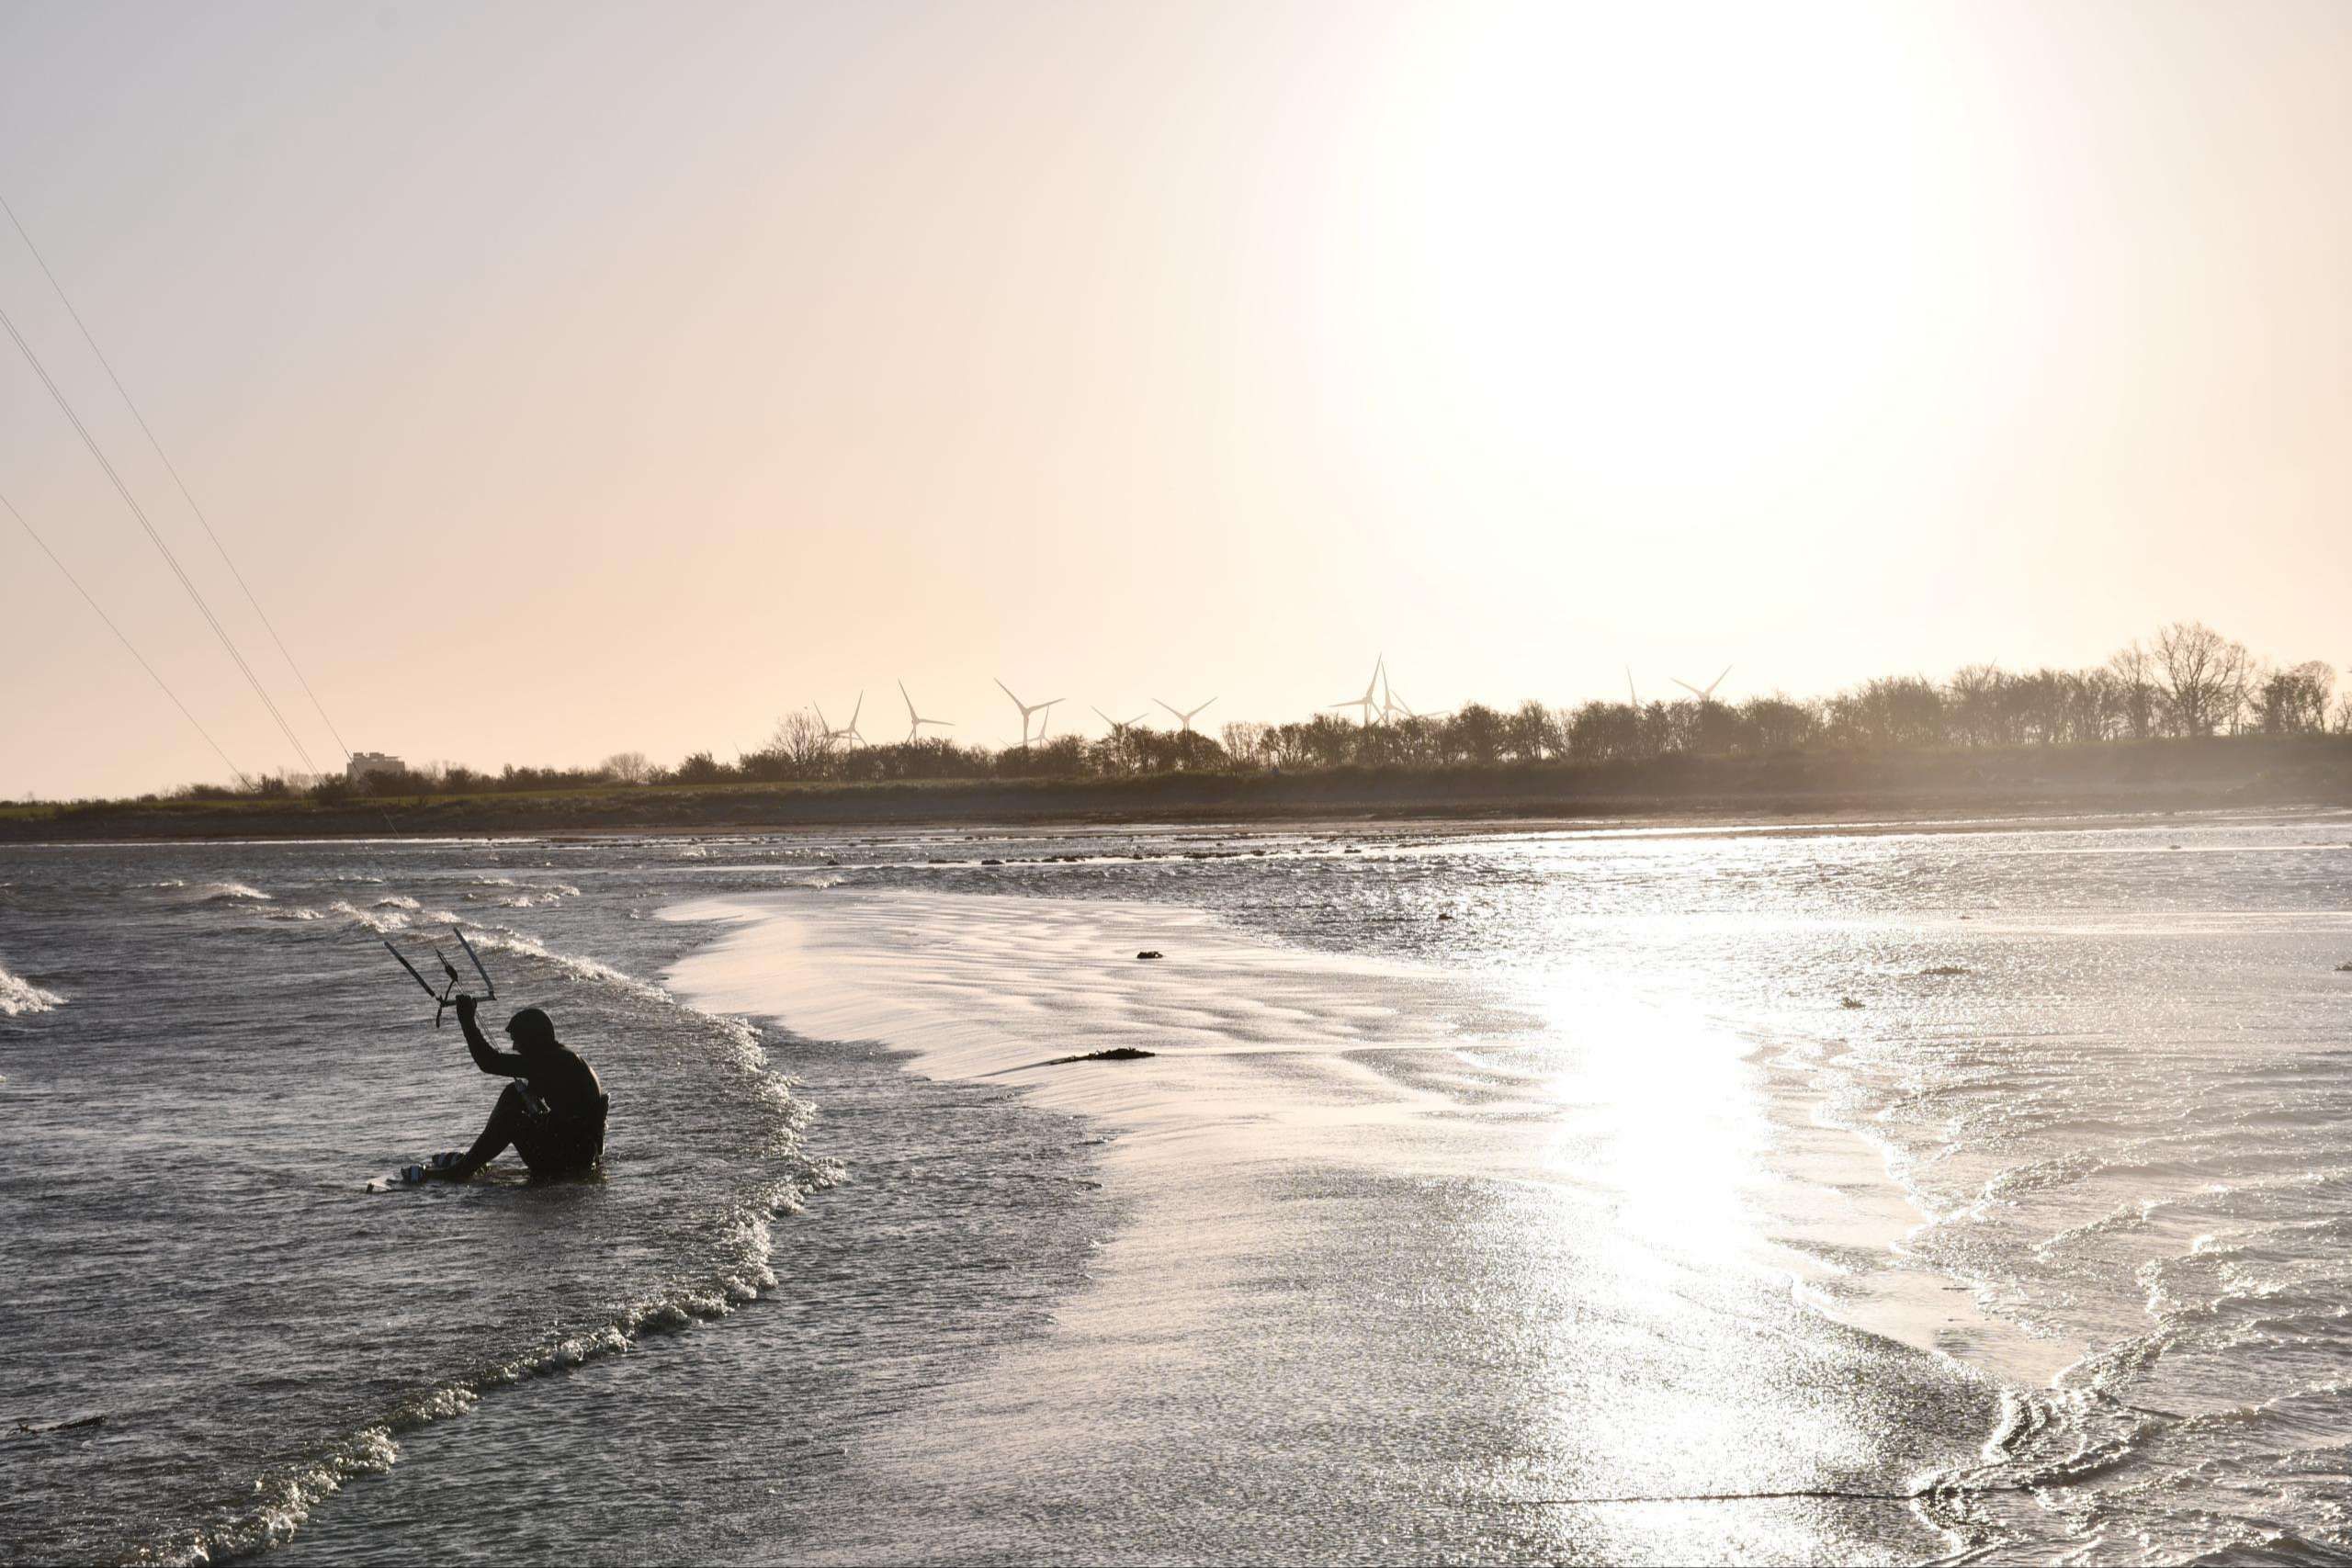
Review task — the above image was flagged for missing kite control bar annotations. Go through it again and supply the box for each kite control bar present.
[384,925,498,1029]
[451,927,497,1001]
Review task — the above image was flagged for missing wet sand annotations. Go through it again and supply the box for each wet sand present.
[655,888,2002,1562]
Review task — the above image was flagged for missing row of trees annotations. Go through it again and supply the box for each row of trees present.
[112,620,2348,805]
[724,620,2344,782]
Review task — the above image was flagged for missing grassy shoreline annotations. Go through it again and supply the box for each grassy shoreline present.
[6,737,2347,843]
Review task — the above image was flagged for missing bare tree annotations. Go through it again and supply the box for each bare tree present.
[1505,700,1559,761]
[767,709,832,773]
[2255,661,2335,735]
[602,750,653,784]
[2107,643,2158,740]
[2152,621,2251,737]
[1220,721,1270,766]
[1828,677,1945,749]
[1947,664,2011,747]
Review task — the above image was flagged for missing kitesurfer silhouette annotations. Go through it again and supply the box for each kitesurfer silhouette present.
[429,995,608,1179]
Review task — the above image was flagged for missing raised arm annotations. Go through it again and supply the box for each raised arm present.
[455,995,528,1077]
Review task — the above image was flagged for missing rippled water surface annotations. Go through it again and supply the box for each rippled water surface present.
[3,811,2348,1563]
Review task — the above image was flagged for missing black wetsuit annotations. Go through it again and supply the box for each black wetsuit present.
[454,1006,608,1177]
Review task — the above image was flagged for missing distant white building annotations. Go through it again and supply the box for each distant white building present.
[347,751,406,785]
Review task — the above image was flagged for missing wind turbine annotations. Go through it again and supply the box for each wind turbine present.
[898,681,953,744]
[1154,695,1216,736]
[815,693,866,749]
[1671,665,1735,704]
[1379,666,1446,723]
[1327,656,1385,727]
[994,679,1065,748]
[1092,706,1148,739]
[1626,667,1641,709]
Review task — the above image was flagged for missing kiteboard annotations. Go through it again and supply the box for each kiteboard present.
[366,1151,465,1191]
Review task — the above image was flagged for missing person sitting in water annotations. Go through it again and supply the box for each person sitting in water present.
[429,995,608,1179]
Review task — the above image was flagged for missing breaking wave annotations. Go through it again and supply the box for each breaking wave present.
[141,1182,820,1568]
[0,964,65,1016]
[135,883,831,1563]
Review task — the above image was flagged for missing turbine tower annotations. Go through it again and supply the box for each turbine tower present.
[994,678,1066,748]
[898,681,953,744]
[1154,695,1217,736]
[1670,665,1735,704]
[1626,667,1641,709]
[1327,656,1385,728]
[815,693,866,749]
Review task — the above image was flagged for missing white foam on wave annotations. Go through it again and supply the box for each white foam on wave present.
[141,951,823,1567]
[329,898,405,934]
[152,1425,401,1566]
[263,907,326,923]
[450,919,771,1074]
[372,895,423,911]
[0,964,66,1016]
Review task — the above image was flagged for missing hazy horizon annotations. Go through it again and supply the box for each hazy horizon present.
[6,0,2349,798]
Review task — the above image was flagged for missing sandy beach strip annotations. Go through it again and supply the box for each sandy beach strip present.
[659,886,2007,1562]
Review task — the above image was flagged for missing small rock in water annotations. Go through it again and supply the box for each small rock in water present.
[1918,964,1969,977]
[1839,996,1866,1009]
[981,858,1004,866]
[1046,1046,1158,1065]
[1136,950,1163,960]
[2337,961,2352,973]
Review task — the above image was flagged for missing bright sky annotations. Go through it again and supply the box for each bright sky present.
[4,0,2347,797]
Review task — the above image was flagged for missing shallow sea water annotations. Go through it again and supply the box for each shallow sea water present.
[2,810,2348,1563]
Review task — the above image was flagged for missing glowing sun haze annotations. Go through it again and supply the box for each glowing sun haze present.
[3,0,2346,796]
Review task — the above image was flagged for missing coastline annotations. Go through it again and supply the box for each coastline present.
[7,735,2346,843]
